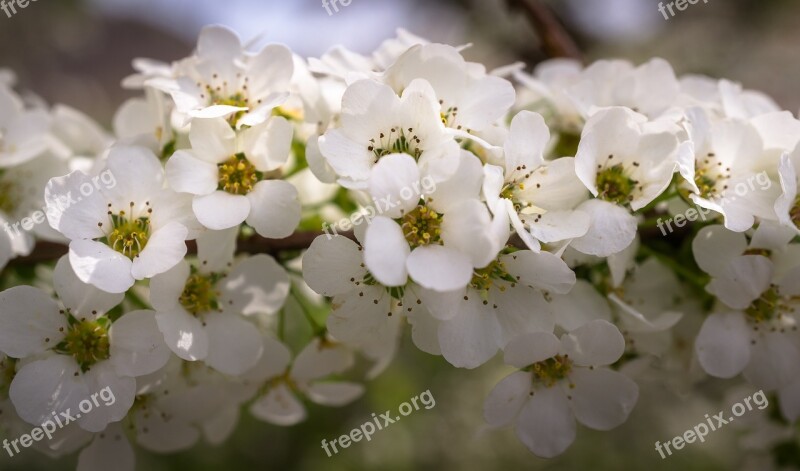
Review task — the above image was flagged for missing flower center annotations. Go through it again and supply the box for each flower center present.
[180,272,220,315]
[107,209,151,259]
[596,164,636,205]
[401,204,442,248]
[745,286,782,323]
[368,127,422,161]
[62,319,111,372]
[218,153,260,195]
[693,153,730,199]
[440,105,459,128]
[531,355,572,388]
[470,259,515,293]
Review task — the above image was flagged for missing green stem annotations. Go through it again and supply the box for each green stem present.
[291,285,325,335]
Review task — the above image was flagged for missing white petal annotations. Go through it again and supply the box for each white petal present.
[363,217,410,287]
[291,338,354,382]
[707,255,773,310]
[695,312,751,378]
[406,245,473,292]
[241,116,293,172]
[742,331,800,390]
[78,362,137,432]
[305,381,364,406]
[193,191,250,230]
[109,310,171,377]
[483,371,532,427]
[10,356,89,426]
[103,146,165,205]
[503,331,560,368]
[165,151,219,195]
[69,240,134,294]
[195,228,238,272]
[149,260,191,312]
[303,235,366,296]
[245,180,301,239]
[155,308,209,361]
[368,153,422,218]
[515,387,576,458]
[568,367,639,430]
[438,297,501,368]
[250,384,306,426]
[45,170,107,240]
[0,286,65,357]
[560,319,625,367]
[505,111,548,172]
[692,225,747,276]
[188,117,236,162]
[570,199,637,257]
[130,222,188,280]
[549,280,613,331]
[501,251,575,294]
[204,313,263,375]
[54,256,124,318]
[220,254,290,316]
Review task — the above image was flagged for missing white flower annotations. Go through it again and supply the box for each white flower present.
[246,336,364,426]
[165,116,301,238]
[383,43,516,134]
[148,25,293,127]
[573,107,679,256]
[0,84,55,168]
[150,236,289,375]
[678,108,780,232]
[113,88,174,154]
[693,226,800,390]
[483,320,638,457]
[0,257,170,432]
[363,151,509,292]
[318,78,461,189]
[303,234,405,375]
[1,153,70,255]
[565,58,680,120]
[431,249,575,369]
[483,111,590,251]
[513,58,585,135]
[46,146,198,293]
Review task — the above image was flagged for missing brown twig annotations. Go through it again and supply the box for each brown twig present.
[508,0,583,61]
[9,231,358,267]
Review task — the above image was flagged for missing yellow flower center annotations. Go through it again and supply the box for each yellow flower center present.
[596,164,636,205]
[106,209,151,259]
[401,204,442,248]
[180,273,220,315]
[368,127,422,161]
[62,319,111,372]
[531,355,573,388]
[218,154,260,195]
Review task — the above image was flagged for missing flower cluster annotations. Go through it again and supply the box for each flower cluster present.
[1,25,800,469]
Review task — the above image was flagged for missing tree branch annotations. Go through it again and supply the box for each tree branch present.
[508,0,583,61]
[9,231,359,267]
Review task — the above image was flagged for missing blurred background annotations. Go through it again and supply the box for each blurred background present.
[2,0,798,469]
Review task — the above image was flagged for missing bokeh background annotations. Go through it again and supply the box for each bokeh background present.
[1,0,798,469]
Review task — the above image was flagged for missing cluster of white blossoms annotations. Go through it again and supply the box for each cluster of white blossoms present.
[1,25,800,469]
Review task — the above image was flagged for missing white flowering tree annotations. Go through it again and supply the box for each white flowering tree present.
[1,7,800,470]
